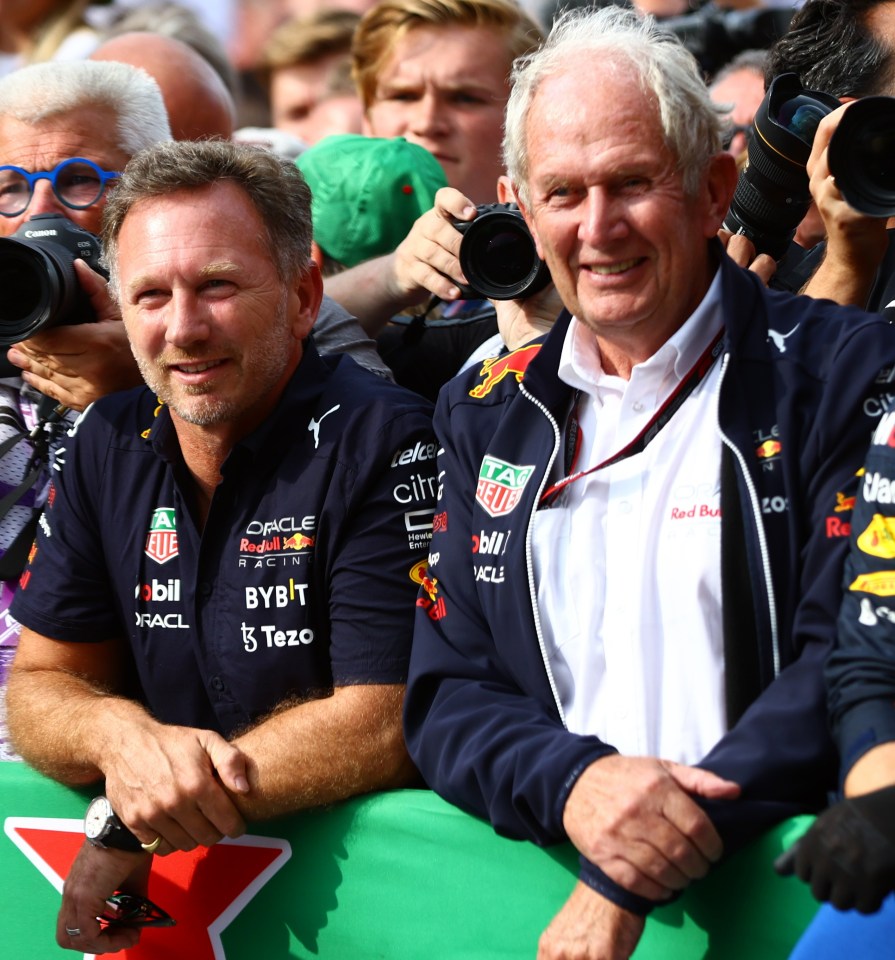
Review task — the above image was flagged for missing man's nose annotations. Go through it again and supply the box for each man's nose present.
[164,295,210,348]
[580,188,628,246]
[26,179,66,218]
[408,92,447,138]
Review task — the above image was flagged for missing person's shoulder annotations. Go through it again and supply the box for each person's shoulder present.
[324,351,433,415]
[441,338,547,412]
[75,385,163,449]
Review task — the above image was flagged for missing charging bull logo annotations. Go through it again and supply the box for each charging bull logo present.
[755,439,782,460]
[410,558,446,620]
[283,534,315,551]
[856,514,895,559]
[469,344,541,399]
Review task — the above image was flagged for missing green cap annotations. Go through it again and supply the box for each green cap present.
[296,134,448,268]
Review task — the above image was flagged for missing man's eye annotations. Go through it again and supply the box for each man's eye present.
[452,91,487,105]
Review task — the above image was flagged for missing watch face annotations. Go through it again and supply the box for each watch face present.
[84,796,114,841]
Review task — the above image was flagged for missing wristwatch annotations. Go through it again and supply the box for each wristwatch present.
[84,796,144,852]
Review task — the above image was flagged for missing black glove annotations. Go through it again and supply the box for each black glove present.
[775,784,895,914]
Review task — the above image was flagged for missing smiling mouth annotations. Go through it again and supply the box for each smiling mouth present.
[170,359,222,374]
[586,258,644,275]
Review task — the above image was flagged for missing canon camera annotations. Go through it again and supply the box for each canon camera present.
[0,213,107,346]
[453,202,551,301]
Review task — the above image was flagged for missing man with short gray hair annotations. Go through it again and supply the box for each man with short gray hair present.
[404,7,895,957]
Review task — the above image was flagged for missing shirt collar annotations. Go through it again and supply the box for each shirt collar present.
[558,265,724,392]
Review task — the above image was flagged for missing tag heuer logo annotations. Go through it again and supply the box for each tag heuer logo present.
[475,456,535,518]
[145,507,179,564]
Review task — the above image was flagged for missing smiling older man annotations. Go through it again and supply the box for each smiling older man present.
[402,7,895,958]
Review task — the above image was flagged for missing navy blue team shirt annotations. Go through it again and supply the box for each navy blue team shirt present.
[12,343,437,737]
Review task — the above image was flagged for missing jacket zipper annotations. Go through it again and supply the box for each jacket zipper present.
[715,353,781,678]
[519,382,569,726]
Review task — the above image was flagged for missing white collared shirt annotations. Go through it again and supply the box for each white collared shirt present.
[532,271,727,763]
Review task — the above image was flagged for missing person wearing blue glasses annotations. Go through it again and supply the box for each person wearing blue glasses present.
[0,158,122,221]
[0,59,172,403]
[0,59,172,760]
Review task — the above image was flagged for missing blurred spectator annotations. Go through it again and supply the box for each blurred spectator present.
[709,49,767,159]
[260,10,363,145]
[0,0,103,76]
[326,0,544,398]
[296,134,448,273]
[352,0,543,204]
[90,31,236,140]
[97,1,240,99]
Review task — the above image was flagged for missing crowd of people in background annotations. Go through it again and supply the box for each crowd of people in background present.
[3,0,895,958]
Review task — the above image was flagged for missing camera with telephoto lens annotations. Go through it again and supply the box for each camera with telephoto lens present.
[660,4,793,78]
[827,95,895,218]
[453,202,551,301]
[723,73,840,261]
[0,213,107,347]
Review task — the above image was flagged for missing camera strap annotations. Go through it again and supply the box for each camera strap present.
[540,326,726,506]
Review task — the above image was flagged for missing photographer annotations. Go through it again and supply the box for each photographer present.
[800,101,892,307]
[764,0,895,307]
[319,0,545,394]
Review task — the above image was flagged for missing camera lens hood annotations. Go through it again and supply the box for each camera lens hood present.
[0,240,72,346]
[457,204,551,301]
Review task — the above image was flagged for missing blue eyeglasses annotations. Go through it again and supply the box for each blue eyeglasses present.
[0,157,120,217]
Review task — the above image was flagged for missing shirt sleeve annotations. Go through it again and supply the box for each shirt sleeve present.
[326,405,437,686]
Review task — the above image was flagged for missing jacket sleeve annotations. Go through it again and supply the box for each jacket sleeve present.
[404,391,616,847]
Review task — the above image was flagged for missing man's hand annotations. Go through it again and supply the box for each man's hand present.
[7,259,143,409]
[389,186,477,303]
[101,715,250,853]
[718,229,777,285]
[801,103,888,306]
[775,784,895,913]
[56,841,150,954]
[538,881,646,960]
[563,755,741,901]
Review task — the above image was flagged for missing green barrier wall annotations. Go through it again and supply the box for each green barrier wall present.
[0,761,818,958]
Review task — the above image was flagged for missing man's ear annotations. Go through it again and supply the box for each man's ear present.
[291,260,324,340]
[702,151,739,238]
[507,179,546,261]
[496,175,513,204]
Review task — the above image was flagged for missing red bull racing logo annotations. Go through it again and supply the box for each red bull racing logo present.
[283,533,315,550]
[145,507,179,565]
[468,344,541,399]
[410,558,446,621]
[755,439,782,460]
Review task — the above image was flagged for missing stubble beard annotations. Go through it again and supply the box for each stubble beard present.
[135,296,294,427]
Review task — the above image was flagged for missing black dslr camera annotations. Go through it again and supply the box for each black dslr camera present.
[723,73,840,260]
[453,202,551,301]
[723,74,895,260]
[0,213,107,346]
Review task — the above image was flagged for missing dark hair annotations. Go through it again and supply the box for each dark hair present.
[102,139,313,301]
[765,0,895,98]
